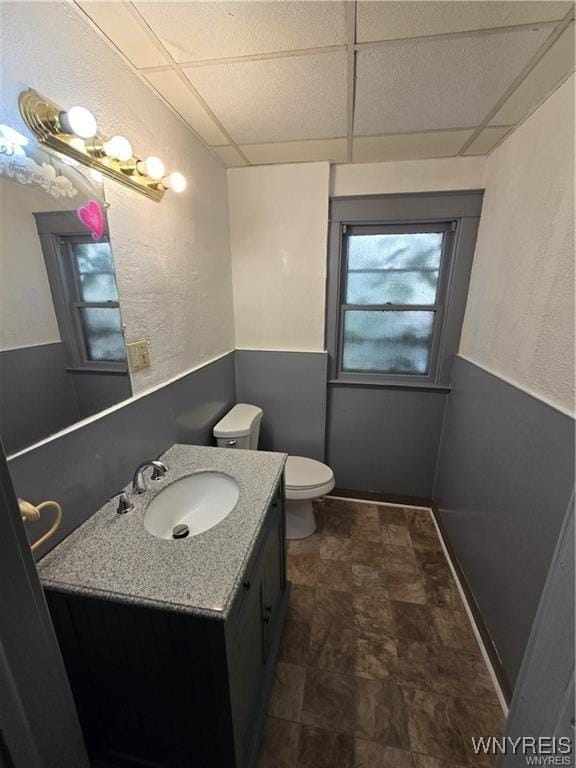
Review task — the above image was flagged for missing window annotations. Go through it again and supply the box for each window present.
[35,212,127,373]
[58,237,126,367]
[326,192,483,387]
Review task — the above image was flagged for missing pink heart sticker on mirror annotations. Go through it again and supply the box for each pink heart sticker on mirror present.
[77,200,104,241]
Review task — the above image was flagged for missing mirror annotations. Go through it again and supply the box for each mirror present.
[0,126,132,455]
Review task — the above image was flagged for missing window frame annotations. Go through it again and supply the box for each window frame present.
[34,211,128,375]
[326,191,484,389]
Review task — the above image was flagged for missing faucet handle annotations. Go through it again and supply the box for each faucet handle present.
[114,493,134,514]
[151,460,168,481]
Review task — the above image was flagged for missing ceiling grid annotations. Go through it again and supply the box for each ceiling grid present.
[73,0,575,167]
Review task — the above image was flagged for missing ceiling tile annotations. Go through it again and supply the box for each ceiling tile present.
[76,1,168,68]
[462,126,512,155]
[354,26,552,135]
[353,130,473,163]
[212,146,248,168]
[356,1,571,44]
[240,139,347,165]
[183,52,347,144]
[489,22,575,126]
[134,1,346,62]
[143,69,228,145]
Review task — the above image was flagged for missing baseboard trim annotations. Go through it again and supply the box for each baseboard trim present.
[429,501,513,706]
[331,487,433,509]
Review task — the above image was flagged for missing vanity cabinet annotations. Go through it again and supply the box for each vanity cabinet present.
[45,480,289,768]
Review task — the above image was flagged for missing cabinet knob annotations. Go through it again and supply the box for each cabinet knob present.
[243,580,251,591]
[263,616,270,624]
[264,604,272,613]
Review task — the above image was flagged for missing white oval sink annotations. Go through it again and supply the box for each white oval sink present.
[144,472,240,540]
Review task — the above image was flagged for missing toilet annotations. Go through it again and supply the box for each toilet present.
[213,404,335,539]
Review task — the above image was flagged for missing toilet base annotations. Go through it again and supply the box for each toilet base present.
[286,499,316,540]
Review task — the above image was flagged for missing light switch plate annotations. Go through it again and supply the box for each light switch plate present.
[127,339,150,372]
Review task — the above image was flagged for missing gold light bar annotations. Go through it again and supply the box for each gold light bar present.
[19,89,169,202]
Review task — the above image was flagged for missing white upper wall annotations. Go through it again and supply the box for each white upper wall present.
[0,1,235,393]
[227,162,330,351]
[0,180,61,350]
[460,75,575,414]
[227,156,485,352]
[331,155,486,196]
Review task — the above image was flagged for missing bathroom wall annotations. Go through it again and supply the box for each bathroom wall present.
[434,76,575,688]
[0,1,235,397]
[331,155,486,197]
[0,2,237,552]
[227,162,330,459]
[326,160,486,494]
[459,77,575,415]
[235,350,327,461]
[8,352,236,560]
[227,156,486,479]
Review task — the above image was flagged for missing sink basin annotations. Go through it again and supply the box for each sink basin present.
[143,472,240,540]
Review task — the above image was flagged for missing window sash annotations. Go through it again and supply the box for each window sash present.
[61,236,127,371]
[335,222,454,385]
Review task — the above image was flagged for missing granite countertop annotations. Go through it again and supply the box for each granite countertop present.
[37,444,286,619]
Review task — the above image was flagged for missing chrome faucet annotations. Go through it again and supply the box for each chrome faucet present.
[132,460,168,494]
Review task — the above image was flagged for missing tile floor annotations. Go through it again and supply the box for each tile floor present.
[258,498,505,768]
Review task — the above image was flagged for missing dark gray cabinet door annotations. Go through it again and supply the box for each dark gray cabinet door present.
[261,503,285,661]
[229,566,266,767]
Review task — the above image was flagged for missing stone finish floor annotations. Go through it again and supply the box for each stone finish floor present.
[257,498,504,768]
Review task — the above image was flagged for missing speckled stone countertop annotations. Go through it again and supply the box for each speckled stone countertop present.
[37,445,286,620]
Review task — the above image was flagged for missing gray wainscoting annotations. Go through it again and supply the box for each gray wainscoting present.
[234,350,327,461]
[433,356,575,688]
[327,384,447,497]
[0,342,132,455]
[7,352,236,560]
[0,343,79,454]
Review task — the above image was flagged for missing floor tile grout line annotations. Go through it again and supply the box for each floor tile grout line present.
[307,499,509,710]
[286,501,507,713]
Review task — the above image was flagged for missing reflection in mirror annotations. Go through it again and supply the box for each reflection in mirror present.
[0,126,132,455]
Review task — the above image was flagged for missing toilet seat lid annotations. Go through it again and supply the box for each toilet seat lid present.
[285,456,334,491]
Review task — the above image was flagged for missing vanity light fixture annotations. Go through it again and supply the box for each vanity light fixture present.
[18,89,186,202]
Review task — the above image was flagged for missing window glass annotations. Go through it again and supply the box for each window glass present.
[72,242,119,303]
[342,310,435,375]
[346,232,443,305]
[78,307,125,362]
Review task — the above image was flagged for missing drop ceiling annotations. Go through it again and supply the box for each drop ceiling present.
[75,1,575,167]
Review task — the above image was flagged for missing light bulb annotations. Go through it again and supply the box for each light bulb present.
[162,172,186,193]
[60,106,97,139]
[104,135,133,162]
[137,156,165,180]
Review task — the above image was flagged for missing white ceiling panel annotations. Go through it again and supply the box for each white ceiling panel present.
[183,52,348,144]
[240,138,347,165]
[143,69,229,145]
[489,22,575,126]
[353,130,473,163]
[134,1,346,63]
[462,126,512,155]
[213,146,248,167]
[356,1,571,44]
[354,25,552,135]
[76,1,169,68]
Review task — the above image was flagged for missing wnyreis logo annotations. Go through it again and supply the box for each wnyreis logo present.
[472,737,573,765]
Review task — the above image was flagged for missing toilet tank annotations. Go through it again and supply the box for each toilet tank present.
[213,404,263,450]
